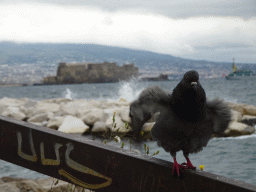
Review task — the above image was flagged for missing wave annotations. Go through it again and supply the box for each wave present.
[113,79,143,102]
[213,132,256,141]
[63,88,75,100]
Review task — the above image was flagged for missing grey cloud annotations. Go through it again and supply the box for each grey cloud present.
[1,0,255,18]
[195,43,253,51]
[182,46,256,63]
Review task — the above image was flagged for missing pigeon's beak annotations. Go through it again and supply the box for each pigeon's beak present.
[191,82,197,89]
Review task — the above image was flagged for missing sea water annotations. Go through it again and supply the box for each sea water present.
[0,78,255,185]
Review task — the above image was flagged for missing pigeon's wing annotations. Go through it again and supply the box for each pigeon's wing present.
[129,86,171,135]
[205,99,232,134]
[151,119,185,153]
[186,99,231,153]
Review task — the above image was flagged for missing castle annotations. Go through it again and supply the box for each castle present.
[43,62,139,84]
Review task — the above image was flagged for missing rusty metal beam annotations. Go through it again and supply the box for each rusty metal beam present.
[0,115,255,192]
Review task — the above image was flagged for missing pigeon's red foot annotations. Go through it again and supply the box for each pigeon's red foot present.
[181,157,196,170]
[173,158,184,176]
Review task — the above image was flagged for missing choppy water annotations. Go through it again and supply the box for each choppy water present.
[0,78,256,185]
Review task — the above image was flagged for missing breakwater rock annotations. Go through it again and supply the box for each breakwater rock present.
[0,177,92,192]
[0,97,255,138]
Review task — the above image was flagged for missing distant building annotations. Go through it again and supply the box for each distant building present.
[42,62,139,84]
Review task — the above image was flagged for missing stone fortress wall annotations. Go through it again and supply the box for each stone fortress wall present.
[43,62,139,84]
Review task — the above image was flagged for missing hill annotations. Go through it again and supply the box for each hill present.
[0,42,255,84]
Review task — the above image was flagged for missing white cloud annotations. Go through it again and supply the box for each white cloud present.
[2,0,255,18]
[0,3,255,62]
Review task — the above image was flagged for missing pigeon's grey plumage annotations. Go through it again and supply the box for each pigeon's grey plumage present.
[130,70,231,175]
[129,86,172,137]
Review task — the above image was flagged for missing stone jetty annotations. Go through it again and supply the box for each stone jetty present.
[0,177,92,192]
[0,97,256,191]
[0,97,255,138]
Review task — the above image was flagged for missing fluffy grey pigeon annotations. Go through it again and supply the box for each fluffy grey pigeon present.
[130,70,231,176]
[129,86,171,137]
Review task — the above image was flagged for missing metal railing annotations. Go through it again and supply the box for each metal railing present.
[0,116,255,192]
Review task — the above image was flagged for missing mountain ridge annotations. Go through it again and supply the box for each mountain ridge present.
[0,42,255,85]
[1,41,253,67]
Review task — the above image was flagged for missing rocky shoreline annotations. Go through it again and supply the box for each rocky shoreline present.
[0,97,255,138]
[0,97,256,191]
[0,177,93,192]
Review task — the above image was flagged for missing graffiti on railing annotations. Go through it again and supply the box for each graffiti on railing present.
[16,130,112,190]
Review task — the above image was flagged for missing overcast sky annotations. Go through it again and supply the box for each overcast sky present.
[0,0,255,63]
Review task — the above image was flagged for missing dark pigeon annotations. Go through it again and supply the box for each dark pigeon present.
[129,86,171,138]
[130,70,231,175]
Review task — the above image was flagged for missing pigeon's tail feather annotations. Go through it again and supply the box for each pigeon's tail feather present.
[206,99,232,134]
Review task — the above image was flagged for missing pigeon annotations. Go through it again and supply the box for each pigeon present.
[129,85,171,138]
[130,70,231,176]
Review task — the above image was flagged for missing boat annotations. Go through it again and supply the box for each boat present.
[225,59,256,80]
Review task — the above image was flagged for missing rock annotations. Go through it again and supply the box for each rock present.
[53,110,70,117]
[23,99,38,108]
[228,103,256,116]
[241,115,256,126]
[148,112,160,122]
[16,179,44,192]
[19,105,28,116]
[89,100,102,108]
[96,101,115,109]
[91,121,108,132]
[0,97,27,107]
[0,182,20,192]
[228,103,245,114]
[77,108,90,118]
[47,116,66,130]
[58,116,90,133]
[30,122,44,127]
[103,108,119,117]
[0,104,6,115]
[28,102,60,118]
[231,110,242,122]
[120,108,131,123]
[106,115,132,133]
[116,98,130,106]
[0,177,90,192]
[244,105,256,116]
[19,100,38,116]
[80,108,106,126]
[119,98,127,102]
[241,126,256,135]
[1,106,26,121]
[60,100,94,116]
[36,177,91,192]
[223,121,255,136]
[41,98,72,104]
[141,122,155,132]
[28,113,48,123]
[242,115,256,121]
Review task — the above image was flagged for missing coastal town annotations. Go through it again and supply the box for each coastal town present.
[0,60,237,86]
[1,42,256,86]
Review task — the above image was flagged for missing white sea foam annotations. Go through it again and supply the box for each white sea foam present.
[116,79,143,102]
[213,132,256,140]
[224,97,239,104]
[64,88,75,100]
